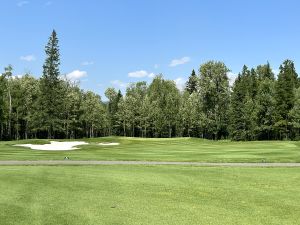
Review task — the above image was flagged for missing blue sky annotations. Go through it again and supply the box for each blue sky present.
[1,0,300,98]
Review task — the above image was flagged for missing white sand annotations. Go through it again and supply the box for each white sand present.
[15,141,88,151]
[98,142,120,146]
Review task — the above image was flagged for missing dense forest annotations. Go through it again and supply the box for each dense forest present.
[1,31,300,141]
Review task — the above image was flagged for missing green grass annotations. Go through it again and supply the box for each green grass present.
[1,137,300,162]
[0,165,299,225]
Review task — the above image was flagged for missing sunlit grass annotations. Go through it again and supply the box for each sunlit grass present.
[1,137,300,162]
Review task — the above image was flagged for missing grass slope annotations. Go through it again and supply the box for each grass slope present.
[1,137,300,162]
[0,165,299,225]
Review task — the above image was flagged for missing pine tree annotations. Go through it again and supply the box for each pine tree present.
[249,68,258,99]
[39,30,64,138]
[185,69,197,94]
[255,78,276,140]
[256,62,274,80]
[289,87,300,139]
[275,59,298,139]
[230,66,258,140]
[230,75,246,140]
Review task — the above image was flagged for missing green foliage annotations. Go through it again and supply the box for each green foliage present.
[256,62,274,80]
[199,61,230,139]
[275,60,298,139]
[39,30,64,138]
[230,66,258,141]
[1,30,300,141]
[289,87,300,139]
[185,69,198,94]
[105,87,121,135]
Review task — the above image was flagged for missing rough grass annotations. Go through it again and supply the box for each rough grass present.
[0,165,299,225]
[1,137,300,162]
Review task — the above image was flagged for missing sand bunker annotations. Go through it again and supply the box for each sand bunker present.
[15,141,88,151]
[98,142,120,146]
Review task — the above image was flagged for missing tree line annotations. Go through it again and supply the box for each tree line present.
[1,31,300,141]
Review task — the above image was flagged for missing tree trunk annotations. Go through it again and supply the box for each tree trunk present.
[16,109,19,140]
[123,120,126,137]
[132,123,134,137]
[0,123,3,140]
[8,86,12,139]
[25,120,28,140]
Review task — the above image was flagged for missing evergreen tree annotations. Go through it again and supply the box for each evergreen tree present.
[230,75,246,140]
[256,62,274,80]
[39,30,64,138]
[249,68,258,99]
[230,66,258,140]
[275,59,298,139]
[185,69,198,94]
[255,78,276,140]
[289,87,300,139]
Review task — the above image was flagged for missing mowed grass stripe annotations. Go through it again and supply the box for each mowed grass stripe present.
[0,165,299,225]
[1,137,300,162]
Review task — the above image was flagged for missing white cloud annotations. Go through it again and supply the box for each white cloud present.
[81,61,94,66]
[12,74,23,79]
[20,55,36,62]
[148,73,155,78]
[174,77,187,91]
[111,80,128,88]
[128,70,155,78]
[227,72,238,86]
[169,56,190,67]
[272,69,279,76]
[17,1,29,7]
[66,70,87,80]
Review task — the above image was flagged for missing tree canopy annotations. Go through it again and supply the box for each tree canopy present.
[1,31,300,140]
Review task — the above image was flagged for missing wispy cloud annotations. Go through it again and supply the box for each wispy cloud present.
[17,1,29,7]
[81,61,94,66]
[154,64,159,69]
[128,70,155,78]
[66,70,87,80]
[111,80,128,88]
[169,56,190,67]
[20,55,36,62]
